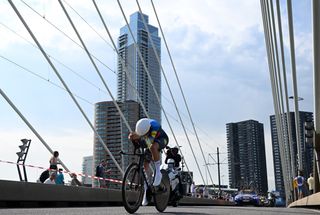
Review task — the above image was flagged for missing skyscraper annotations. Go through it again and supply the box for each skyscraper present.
[93,12,162,189]
[93,100,140,189]
[227,120,268,194]
[270,111,313,198]
[117,12,161,122]
[82,155,93,186]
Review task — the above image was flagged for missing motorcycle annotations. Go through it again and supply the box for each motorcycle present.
[166,158,183,207]
[267,192,276,207]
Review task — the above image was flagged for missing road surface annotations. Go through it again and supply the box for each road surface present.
[0,206,319,215]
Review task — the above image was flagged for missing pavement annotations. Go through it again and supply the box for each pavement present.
[288,192,320,208]
[0,206,319,215]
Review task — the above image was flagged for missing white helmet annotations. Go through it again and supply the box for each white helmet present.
[135,118,151,136]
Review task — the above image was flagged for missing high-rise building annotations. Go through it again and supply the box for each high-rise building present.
[93,100,140,189]
[227,120,268,194]
[82,155,93,186]
[117,12,161,122]
[93,12,162,190]
[270,111,313,198]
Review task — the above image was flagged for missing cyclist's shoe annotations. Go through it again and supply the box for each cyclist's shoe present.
[142,182,149,206]
[153,172,162,187]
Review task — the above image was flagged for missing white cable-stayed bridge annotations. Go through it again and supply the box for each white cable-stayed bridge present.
[1,0,320,211]
[0,0,226,189]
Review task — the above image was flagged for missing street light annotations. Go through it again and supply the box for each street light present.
[16,139,31,182]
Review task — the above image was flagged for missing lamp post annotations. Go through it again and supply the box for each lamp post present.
[289,96,304,174]
[16,139,31,182]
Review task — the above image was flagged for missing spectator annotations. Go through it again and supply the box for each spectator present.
[307,173,314,195]
[294,171,305,199]
[190,181,196,197]
[55,168,65,185]
[96,160,107,188]
[49,151,60,172]
[44,172,56,184]
[198,186,204,198]
[70,173,82,186]
[203,186,209,198]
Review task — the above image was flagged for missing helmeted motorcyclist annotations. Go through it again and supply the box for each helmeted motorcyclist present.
[165,146,182,168]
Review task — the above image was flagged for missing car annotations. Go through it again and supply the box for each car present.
[234,190,260,206]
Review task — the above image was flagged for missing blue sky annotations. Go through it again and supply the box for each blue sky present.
[0,0,313,190]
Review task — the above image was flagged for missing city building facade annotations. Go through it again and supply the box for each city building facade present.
[81,155,93,186]
[227,120,268,194]
[270,111,313,198]
[93,100,140,189]
[117,12,161,122]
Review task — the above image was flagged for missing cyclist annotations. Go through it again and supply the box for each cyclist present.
[128,118,169,205]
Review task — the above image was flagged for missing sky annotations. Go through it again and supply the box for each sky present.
[0,0,314,191]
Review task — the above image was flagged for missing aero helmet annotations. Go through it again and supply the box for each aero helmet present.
[135,118,151,136]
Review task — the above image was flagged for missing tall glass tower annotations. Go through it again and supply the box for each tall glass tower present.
[117,12,161,122]
[227,120,268,194]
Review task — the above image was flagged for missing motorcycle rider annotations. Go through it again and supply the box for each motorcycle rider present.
[165,146,183,205]
[165,146,182,168]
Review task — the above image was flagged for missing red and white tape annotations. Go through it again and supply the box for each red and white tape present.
[0,159,122,184]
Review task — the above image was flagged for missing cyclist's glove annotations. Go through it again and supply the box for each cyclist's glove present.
[132,140,140,149]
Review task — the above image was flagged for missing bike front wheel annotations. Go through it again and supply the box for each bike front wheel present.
[122,163,144,214]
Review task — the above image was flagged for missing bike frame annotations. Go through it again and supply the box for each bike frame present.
[121,148,153,189]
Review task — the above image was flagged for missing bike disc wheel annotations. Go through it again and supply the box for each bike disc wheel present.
[122,163,143,214]
[154,169,171,212]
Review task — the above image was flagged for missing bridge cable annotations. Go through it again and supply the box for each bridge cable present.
[275,0,296,193]
[273,0,295,196]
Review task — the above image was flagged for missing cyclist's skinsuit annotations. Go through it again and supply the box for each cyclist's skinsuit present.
[138,119,169,150]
